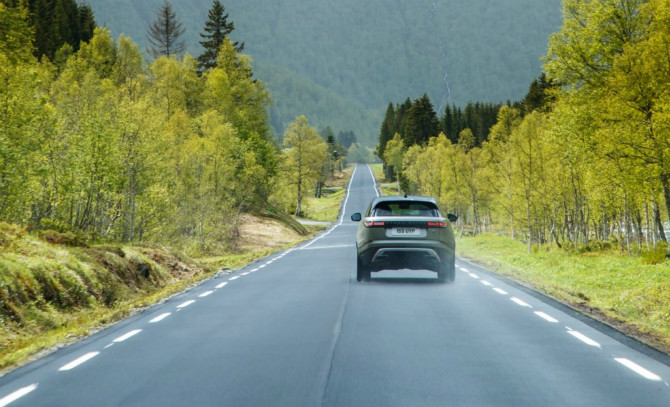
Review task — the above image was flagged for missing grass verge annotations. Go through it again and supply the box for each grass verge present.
[0,217,318,374]
[300,166,354,222]
[457,233,670,354]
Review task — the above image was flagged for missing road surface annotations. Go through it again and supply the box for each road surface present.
[1,164,669,406]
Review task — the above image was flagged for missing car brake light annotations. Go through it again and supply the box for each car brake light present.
[426,221,448,227]
[364,221,385,227]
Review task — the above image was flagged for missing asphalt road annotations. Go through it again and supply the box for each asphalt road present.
[1,164,670,406]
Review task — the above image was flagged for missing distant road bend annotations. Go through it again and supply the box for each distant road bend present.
[1,164,670,406]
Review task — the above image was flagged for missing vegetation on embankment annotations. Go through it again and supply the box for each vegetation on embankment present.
[457,234,670,355]
[0,217,315,374]
[299,166,355,222]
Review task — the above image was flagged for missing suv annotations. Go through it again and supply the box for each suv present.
[351,196,457,283]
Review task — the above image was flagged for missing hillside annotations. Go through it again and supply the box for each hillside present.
[85,0,562,145]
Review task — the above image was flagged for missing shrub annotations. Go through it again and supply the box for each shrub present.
[640,243,668,265]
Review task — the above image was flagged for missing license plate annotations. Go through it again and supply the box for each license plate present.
[388,227,424,237]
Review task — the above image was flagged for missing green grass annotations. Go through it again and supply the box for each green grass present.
[369,163,399,196]
[457,234,670,353]
[0,222,315,373]
[301,188,346,221]
[300,166,355,222]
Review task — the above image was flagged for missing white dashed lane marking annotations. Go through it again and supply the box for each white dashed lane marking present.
[58,352,99,371]
[0,384,38,407]
[150,313,171,323]
[199,290,214,297]
[511,297,532,308]
[480,280,493,287]
[113,329,142,343]
[534,311,558,323]
[229,276,240,280]
[567,329,601,348]
[215,282,228,289]
[177,300,195,309]
[615,358,662,381]
[493,287,508,295]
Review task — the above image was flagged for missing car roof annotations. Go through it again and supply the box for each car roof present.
[369,195,439,206]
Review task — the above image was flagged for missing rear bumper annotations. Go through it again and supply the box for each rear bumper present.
[357,239,454,272]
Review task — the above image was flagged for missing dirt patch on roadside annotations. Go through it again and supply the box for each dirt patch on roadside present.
[237,214,303,251]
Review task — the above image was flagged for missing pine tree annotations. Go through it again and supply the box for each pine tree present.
[403,94,438,146]
[197,0,243,72]
[376,103,395,161]
[147,0,185,58]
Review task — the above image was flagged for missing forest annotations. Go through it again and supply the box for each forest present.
[83,0,563,145]
[378,0,670,256]
[0,1,342,254]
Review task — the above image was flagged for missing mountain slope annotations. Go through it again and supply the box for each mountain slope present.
[86,0,562,145]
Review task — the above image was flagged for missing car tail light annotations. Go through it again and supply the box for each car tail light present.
[364,221,385,227]
[426,221,448,228]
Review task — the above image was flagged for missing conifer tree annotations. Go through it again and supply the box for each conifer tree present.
[198,0,243,72]
[147,0,185,58]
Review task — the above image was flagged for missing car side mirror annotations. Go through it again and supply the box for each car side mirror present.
[351,213,362,222]
[447,213,458,222]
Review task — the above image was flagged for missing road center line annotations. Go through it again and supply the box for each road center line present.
[199,290,214,297]
[150,313,171,323]
[58,352,99,371]
[229,275,241,280]
[240,272,250,276]
[215,282,228,289]
[614,358,662,381]
[113,329,142,343]
[177,300,195,308]
[0,384,38,407]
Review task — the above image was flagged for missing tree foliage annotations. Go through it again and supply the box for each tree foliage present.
[0,21,281,254]
[382,0,670,256]
[197,0,243,72]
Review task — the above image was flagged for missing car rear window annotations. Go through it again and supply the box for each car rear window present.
[372,201,440,217]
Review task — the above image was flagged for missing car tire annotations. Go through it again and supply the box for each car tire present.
[357,256,371,282]
[437,259,455,283]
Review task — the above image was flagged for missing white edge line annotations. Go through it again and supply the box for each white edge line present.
[215,282,228,289]
[199,290,214,297]
[113,329,142,343]
[615,358,662,381]
[469,273,480,279]
[567,330,601,348]
[0,384,38,407]
[366,164,380,197]
[177,300,195,308]
[58,352,99,371]
[493,287,508,295]
[229,275,241,280]
[150,312,171,323]
[304,164,358,250]
[481,280,493,286]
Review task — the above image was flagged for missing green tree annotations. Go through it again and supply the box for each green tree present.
[403,94,439,146]
[283,116,327,216]
[197,0,243,72]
